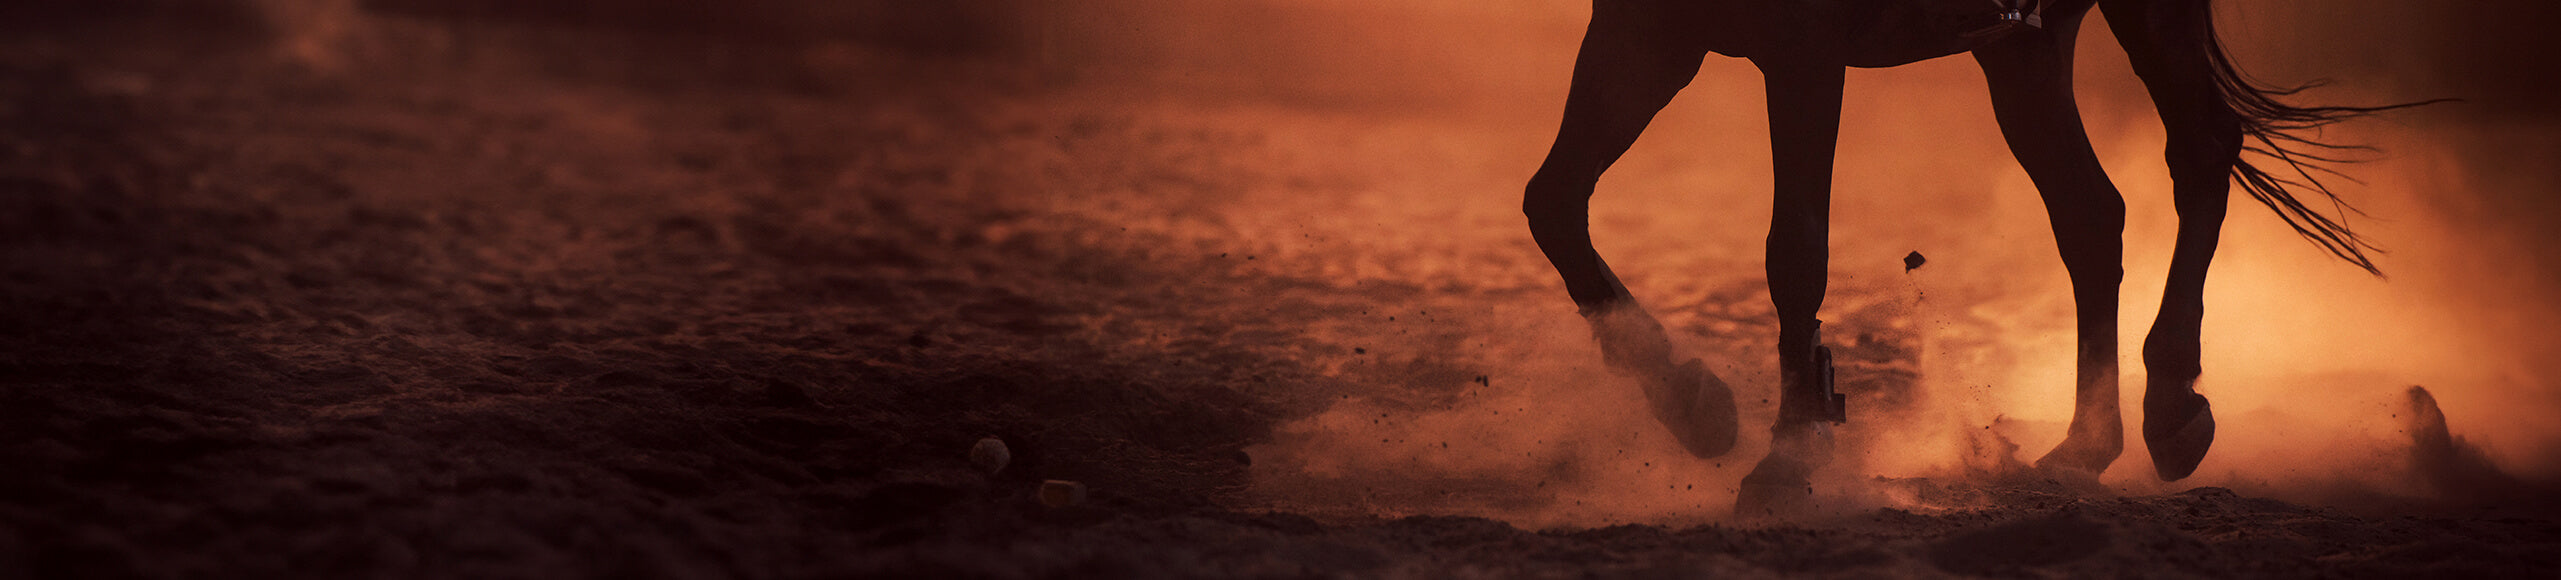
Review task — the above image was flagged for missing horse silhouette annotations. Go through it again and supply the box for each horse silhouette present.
[1521,0,2427,512]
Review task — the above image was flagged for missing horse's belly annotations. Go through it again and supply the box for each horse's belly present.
[1695,0,2030,67]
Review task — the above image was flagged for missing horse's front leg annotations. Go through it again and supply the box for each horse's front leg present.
[1526,6,1736,458]
[1735,59,1847,516]
[2104,0,2231,481]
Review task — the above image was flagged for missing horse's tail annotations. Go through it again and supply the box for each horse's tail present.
[2201,10,2446,277]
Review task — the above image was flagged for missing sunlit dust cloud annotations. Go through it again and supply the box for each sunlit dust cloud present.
[254,0,2561,525]
[995,0,2561,526]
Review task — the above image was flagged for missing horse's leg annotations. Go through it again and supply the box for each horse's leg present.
[1973,3,2129,476]
[1525,7,1736,458]
[1735,59,1846,514]
[2102,0,2230,481]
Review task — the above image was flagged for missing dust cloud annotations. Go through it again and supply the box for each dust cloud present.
[996,0,2561,525]
[236,0,2560,524]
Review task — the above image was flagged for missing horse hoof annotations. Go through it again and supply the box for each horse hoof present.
[1651,358,1739,458]
[1733,421,1832,516]
[2031,452,2109,482]
[1734,477,1815,518]
[2144,393,2215,481]
[2026,460,2110,493]
[2032,427,2122,478]
[1735,454,1816,517]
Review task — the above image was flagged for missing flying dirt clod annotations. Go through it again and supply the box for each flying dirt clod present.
[971,437,1011,474]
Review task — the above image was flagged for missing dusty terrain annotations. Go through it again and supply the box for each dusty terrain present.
[3,4,2558,578]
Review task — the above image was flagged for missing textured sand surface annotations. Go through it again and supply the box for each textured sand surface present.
[3,5,2557,578]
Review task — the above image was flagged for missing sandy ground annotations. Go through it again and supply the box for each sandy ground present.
[3,9,2558,579]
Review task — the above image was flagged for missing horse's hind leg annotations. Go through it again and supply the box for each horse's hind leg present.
[1973,3,2130,477]
[1525,7,1735,458]
[2104,0,2232,481]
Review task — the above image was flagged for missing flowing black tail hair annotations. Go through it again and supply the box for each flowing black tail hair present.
[2202,13,2449,277]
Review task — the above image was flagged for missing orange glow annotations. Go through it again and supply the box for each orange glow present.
[250,0,2557,525]
[988,1,2561,524]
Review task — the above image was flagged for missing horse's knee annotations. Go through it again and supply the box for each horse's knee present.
[2061,251,2124,290]
[2046,196,2126,283]
[1522,170,1594,233]
[2057,193,2128,238]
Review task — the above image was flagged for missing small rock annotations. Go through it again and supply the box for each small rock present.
[1904,251,1927,272]
[970,437,1010,474]
[1039,480,1087,507]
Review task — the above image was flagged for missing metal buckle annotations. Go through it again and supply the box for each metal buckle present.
[1965,6,2042,39]
[1816,344,1845,423]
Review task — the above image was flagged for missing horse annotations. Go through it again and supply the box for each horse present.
[1521,0,2423,511]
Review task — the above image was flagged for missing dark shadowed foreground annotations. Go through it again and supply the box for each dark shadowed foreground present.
[2,6,2556,578]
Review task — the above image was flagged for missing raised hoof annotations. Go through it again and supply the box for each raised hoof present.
[1733,421,1832,517]
[1645,359,1740,458]
[2143,392,2215,481]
